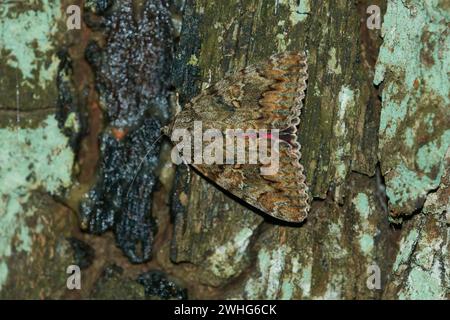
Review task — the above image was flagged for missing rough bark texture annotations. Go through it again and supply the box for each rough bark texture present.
[170,0,391,299]
[0,0,448,299]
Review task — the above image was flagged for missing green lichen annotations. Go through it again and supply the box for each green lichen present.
[398,265,446,300]
[337,85,355,120]
[318,274,344,300]
[0,115,74,290]
[377,83,408,141]
[353,193,370,220]
[352,193,377,257]
[187,54,199,66]
[276,33,290,52]
[374,0,450,215]
[359,234,374,256]
[424,113,435,134]
[279,0,311,25]
[331,86,356,184]
[64,112,81,133]
[404,128,415,148]
[298,264,312,297]
[416,130,450,174]
[387,162,444,210]
[280,255,312,299]
[207,227,255,278]
[393,191,448,300]
[327,217,349,260]
[327,47,341,75]
[244,246,288,299]
[0,263,8,291]
[374,1,450,103]
[0,0,62,88]
[393,229,419,272]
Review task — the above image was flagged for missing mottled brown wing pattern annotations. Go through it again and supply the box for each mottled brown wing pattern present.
[173,52,308,132]
[170,52,310,222]
[194,140,310,222]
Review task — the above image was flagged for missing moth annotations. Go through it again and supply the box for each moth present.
[164,52,310,223]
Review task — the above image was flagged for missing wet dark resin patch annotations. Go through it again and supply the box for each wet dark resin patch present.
[85,0,173,128]
[67,237,95,270]
[81,0,173,263]
[137,270,187,300]
[81,119,161,263]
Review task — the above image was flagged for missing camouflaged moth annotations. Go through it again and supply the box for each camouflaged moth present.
[164,52,310,223]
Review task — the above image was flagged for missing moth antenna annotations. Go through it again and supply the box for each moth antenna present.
[126,134,164,198]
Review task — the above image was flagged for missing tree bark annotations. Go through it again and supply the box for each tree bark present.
[0,0,448,299]
[169,0,449,299]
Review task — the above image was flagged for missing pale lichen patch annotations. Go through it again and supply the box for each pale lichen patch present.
[352,193,377,257]
[187,54,199,66]
[393,229,420,273]
[206,227,255,279]
[278,0,310,25]
[0,115,74,290]
[374,0,450,216]
[244,245,289,299]
[330,86,358,199]
[315,274,344,300]
[0,0,62,89]
[327,48,342,75]
[280,255,312,299]
[398,264,446,300]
